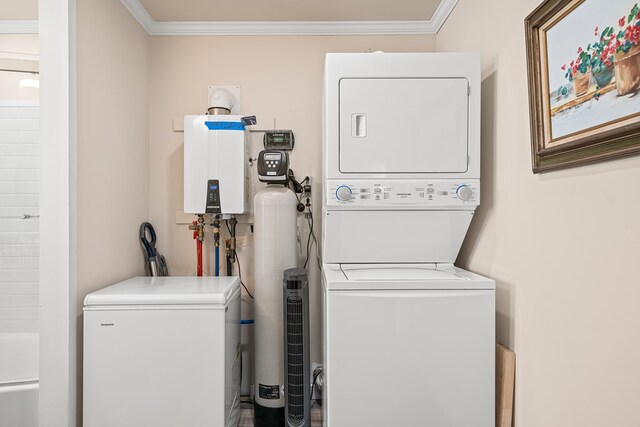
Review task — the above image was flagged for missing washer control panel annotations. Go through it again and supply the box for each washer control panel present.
[326,180,479,208]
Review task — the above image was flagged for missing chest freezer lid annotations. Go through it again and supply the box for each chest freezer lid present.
[83,276,240,307]
[340,264,469,281]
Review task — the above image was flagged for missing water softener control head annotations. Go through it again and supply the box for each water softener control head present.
[257,150,289,185]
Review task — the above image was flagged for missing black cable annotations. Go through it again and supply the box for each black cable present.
[236,251,254,299]
[304,208,321,270]
[303,209,313,269]
[288,175,309,200]
[288,169,307,194]
[224,220,254,299]
[311,367,322,402]
[307,209,321,271]
[226,254,232,277]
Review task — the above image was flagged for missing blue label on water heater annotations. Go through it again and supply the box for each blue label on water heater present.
[204,121,245,131]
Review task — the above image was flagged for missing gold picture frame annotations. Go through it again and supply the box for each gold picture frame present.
[525,0,640,173]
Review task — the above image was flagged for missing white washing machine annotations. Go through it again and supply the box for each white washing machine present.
[323,265,494,426]
[322,53,495,426]
[83,276,241,427]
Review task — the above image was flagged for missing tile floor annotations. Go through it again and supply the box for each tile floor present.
[238,402,323,426]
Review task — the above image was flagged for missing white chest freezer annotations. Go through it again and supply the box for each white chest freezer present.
[83,276,241,427]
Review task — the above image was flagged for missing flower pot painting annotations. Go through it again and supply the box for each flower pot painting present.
[593,65,615,87]
[545,1,640,143]
[526,0,640,172]
[572,71,592,95]
[614,43,640,94]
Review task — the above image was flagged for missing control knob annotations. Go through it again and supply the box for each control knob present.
[456,184,473,201]
[336,185,352,202]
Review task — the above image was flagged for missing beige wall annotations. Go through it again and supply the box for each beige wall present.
[0,0,37,20]
[76,0,149,420]
[148,35,436,367]
[0,34,39,101]
[72,1,640,423]
[437,1,640,426]
[72,2,640,422]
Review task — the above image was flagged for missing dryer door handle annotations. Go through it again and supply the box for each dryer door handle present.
[351,113,367,138]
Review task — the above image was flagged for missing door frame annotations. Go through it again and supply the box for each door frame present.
[39,1,78,426]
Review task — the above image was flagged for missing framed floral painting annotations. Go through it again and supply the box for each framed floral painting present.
[526,0,640,172]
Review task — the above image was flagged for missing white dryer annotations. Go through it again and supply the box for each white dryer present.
[322,53,495,427]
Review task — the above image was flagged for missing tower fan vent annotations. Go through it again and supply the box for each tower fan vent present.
[286,296,304,424]
[283,268,310,427]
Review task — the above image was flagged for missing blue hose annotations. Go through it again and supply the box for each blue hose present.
[215,246,219,276]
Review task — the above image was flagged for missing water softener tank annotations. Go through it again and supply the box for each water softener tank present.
[253,185,298,426]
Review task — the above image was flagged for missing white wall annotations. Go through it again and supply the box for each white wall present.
[436,1,640,426]
[148,34,436,378]
[0,35,39,336]
[76,0,149,422]
[0,102,39,334]
[0,34,39,101]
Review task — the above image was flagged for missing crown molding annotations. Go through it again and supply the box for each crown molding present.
[430,0,459,33]
[0,20,39,34]
[120,0,458,36]
[119,0,155,32]
[149,20,436,36]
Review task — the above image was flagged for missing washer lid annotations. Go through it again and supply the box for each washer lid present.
[83,276,240,307]
[340,264,468,281]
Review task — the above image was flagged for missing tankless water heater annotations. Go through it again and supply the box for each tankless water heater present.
[183,114,249,215]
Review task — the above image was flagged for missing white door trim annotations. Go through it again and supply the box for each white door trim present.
[39,0,77,426]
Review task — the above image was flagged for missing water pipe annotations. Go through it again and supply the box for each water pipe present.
[189,215,205,276]
[226,216,238,276]
[215,246,220,276]
[212,216,221,277]
[196,238,203,276]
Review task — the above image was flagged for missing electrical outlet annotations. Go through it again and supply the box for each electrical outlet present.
[303,177,312,218]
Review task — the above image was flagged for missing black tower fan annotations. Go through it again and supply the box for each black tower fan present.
[283,268,310,427]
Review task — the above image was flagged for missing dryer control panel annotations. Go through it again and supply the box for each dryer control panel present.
[326,179,479,208]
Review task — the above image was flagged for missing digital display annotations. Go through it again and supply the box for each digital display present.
[264,153,280,160]
[210,185,218,190]
[264,130,294,150]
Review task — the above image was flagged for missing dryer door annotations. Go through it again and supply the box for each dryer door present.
[339,78,469,174]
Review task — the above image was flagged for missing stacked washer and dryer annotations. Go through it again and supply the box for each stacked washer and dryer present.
[322,53,495,426]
